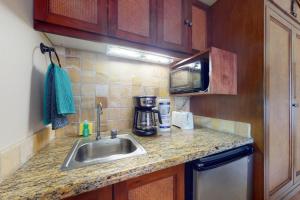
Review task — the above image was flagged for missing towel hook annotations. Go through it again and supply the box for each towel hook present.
[40,43,62,68]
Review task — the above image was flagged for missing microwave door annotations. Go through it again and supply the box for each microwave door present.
[170,66,193,93]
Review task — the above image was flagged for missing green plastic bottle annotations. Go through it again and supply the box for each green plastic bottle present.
[82,120,90,137]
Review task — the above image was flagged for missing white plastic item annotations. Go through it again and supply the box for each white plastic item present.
[172,111,194,130]
[158,99,171,132]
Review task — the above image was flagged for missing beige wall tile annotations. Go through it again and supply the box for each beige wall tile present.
[96,84,109,97]
[65,57,80,68]
[81,108,95,122]
[32,127,52,154]
[194,115,251,138]
[81,96,95,109]
[81,70,96,84]
[66,48,80,57]
[67,111,80,123]
[0,145,21,179]
[66,68,81,83]
[72,84,81,96]
[81,52,96,70]
[95,73,110,85]
[81,84,95,96]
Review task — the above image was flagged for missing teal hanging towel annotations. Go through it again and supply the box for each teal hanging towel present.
[43,64,76,129]
[54,65,76,115]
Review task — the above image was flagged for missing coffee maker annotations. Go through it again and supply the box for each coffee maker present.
[133,96,162,136]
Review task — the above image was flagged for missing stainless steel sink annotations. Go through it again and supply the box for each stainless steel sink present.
[61,134,146,171]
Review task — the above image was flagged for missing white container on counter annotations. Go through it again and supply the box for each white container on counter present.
[158,99,171,132]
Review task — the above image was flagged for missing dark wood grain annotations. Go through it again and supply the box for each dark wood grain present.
[64,185,112,200]
[156,0,192,53]
[114,164,185,200]
[34,0,107,34]
[190,0,264,199]
[108,0,157,45]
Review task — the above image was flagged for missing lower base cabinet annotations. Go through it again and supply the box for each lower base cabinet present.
[65,164,185,200]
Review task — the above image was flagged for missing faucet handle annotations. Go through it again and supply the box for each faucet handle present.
[111,129,118,139]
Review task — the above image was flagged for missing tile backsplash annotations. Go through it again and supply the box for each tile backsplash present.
[0,127,55,182]
[55,47,190,136]
[194,115,251,138]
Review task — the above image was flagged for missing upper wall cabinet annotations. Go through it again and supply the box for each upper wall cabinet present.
[108,0,156,45]
[192,3,207,51]
[34,0,108,34]
[157,0,192,52]
[34,0,207,55]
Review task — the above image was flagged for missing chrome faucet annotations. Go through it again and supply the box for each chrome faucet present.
[96,102,103,140]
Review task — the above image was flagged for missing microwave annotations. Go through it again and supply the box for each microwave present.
[170,53,210,94]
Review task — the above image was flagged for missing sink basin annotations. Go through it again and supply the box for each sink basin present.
[61,134,146,171]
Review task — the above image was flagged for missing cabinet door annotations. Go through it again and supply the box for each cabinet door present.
[64,185,112,200]
[34,0,107,34]
[266,8,293,198]
[108,0,156,45]
[157,0,192,53]
[192,5,207,51]
[114,165,184,200]
[293,29,300,184]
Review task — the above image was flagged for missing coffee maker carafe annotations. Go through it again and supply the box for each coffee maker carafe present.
[133,96,162,136]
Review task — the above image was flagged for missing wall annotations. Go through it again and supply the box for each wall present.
[54,47,190,137]
[190,0,265,199]
[0,0,54,181]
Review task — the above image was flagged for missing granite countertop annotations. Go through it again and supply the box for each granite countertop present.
[0,128,253,200]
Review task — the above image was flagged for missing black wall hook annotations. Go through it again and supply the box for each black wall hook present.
[40,43,62,68]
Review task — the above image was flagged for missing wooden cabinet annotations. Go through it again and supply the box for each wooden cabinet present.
[108,0,156,45]
[34,0,206,55]
[265,8,293,198]
[157,0,192,52]
[114,165,185,200]
[63,165,184,200]
[265,5,300,199]
[64,185,112,200]
[192,3,207,51]
[271,0,300,23]
[34,0,108,34]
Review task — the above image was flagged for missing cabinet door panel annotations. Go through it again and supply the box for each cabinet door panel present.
[114,165,184,200]
[266,9,293,197]
[157,0,191,53]
[109,0,156,45]
[192,5,207,51]
[293,30,300,184]
[34,0,107,34]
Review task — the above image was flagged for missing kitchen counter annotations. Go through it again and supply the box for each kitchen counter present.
[0,128,253,200]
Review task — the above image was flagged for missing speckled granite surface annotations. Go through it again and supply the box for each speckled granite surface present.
[0,128,253,200]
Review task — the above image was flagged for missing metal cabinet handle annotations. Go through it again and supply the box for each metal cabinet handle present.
[184,19,192,27]
[291,0,300,17]
[293,103,299,108]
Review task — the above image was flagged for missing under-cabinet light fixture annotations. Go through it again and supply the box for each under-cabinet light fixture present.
[106,45,174,65]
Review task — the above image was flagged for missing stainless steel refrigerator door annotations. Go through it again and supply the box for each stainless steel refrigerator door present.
[193,156,253,200]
